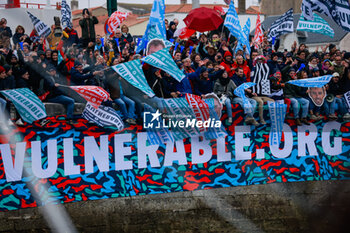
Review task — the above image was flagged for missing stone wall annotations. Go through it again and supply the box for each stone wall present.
[0,180,349,232]
[260,0,302,16]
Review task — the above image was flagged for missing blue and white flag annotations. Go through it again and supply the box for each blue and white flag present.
[224,1,243,40]
[268,101,287,146]
[112,60,155,98]
[82,103,124,131]
[297,13,334,37]
[142,48,186,82]
[27,11,51,38]
[267,8,294,41]
[234,82,256,114]
[61,0,73,29]
[143,105,174,145]
[137,0,166,53]
[0,88,47,124]
[287,75,332,88]
[301,0,350,32]
[235,18,251,55]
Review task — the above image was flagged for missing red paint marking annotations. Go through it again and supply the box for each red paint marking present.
[312,159,320,176]
[3,189,14,195]
[289,167,300,173]
[261,161,282,170]
[146,179,164,186]
[273,167,288,174]
[242,160,253,173]
[21,199,37,208]
[282,175,287,182]
[338,165,350,172]
[183,181,199,191]
[133,185,140,194]
[71,185,89,192]
[90,184,103,190]
[136,174,152,182]
[56,178,82,189]
[215,168,225,174]
[199,170,214,176]
[82,193,88,201]
[64,195,75,203]
[185,175,211,183]
[49,177,66,185]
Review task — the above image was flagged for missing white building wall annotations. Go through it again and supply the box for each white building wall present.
[0,8,60,35]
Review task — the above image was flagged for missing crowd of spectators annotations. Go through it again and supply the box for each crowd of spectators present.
[0,8,350,129]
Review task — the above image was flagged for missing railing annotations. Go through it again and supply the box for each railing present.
[0,2,60,9]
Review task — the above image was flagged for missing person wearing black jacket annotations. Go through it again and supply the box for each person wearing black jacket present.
[70,61,100,85]
[324,72,350,120]
[79,8,98,47]
[44,66,76,121]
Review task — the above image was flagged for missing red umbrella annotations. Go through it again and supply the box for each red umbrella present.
[184,7,224,33]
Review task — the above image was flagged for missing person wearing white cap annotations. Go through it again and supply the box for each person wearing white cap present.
[324,72,350,120]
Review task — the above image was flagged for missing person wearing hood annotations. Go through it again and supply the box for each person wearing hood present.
[15,68,31,89]
[220,51,235,78]
[166,21,176,40]
[308,56,322,76]
[79,8,99,47]
[0,64,15,90]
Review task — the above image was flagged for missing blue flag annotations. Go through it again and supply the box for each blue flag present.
[235,18,251,55]
[224,1,242,41]
[137,0,166,53]
[142,48,185,82]
[58,50,64,65]
[234,82,256,114]
[268,101,287,146]
[112,60,155,98]
[287,75,332,88]
[82,103,124,131]
[1,88,47,123]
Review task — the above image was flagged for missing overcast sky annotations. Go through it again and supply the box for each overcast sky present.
[22,0,259,9]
